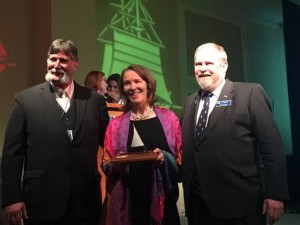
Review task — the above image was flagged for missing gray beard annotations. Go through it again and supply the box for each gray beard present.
[197,77,213,91]
[45,72,70,84]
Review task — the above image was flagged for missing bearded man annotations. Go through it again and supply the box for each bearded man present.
[181,43,288,225]
[1,39,109,225]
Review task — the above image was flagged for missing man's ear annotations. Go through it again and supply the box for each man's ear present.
[222,61,228,70]
[74,61,79,70]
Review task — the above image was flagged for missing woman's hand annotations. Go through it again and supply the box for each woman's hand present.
[153,148,164,167]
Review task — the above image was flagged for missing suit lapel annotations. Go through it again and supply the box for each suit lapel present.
[194,80,234,148]
[207,80,234,131]
[39,82,89,142]
[191,92,201,129]
[39,82,68,136]
[39,82,65,123]
[73,83,88,139]
[184,92,200,139]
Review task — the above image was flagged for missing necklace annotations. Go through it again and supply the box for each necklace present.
[131,107,153,120]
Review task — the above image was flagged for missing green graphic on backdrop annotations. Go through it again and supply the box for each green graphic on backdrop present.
[97,0,175,107]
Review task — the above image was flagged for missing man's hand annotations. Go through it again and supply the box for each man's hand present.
[263,199,284,225]
[5,202,28,225]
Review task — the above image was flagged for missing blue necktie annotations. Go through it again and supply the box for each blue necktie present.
[195,92,211,143]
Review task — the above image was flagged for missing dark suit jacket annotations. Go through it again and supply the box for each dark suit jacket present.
[181,79,288,219]
[1,81,109,221]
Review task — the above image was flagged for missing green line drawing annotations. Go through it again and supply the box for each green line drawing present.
[97,0,175,107]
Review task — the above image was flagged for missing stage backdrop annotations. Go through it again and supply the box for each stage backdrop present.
[0,0,293,156]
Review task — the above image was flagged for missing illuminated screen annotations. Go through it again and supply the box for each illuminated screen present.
[96,0,181,110]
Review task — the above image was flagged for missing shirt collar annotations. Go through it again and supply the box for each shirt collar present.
[52,80,74,99]
[211,79,225,98]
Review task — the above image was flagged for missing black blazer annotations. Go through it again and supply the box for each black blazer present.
[1,82,109,220]
[181,80,288,219]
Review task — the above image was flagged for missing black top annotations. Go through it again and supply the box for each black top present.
[127,117,179,225]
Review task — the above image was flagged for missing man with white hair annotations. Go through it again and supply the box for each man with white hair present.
[181,43,288,225]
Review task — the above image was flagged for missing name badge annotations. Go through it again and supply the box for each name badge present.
[216,100,232,107]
